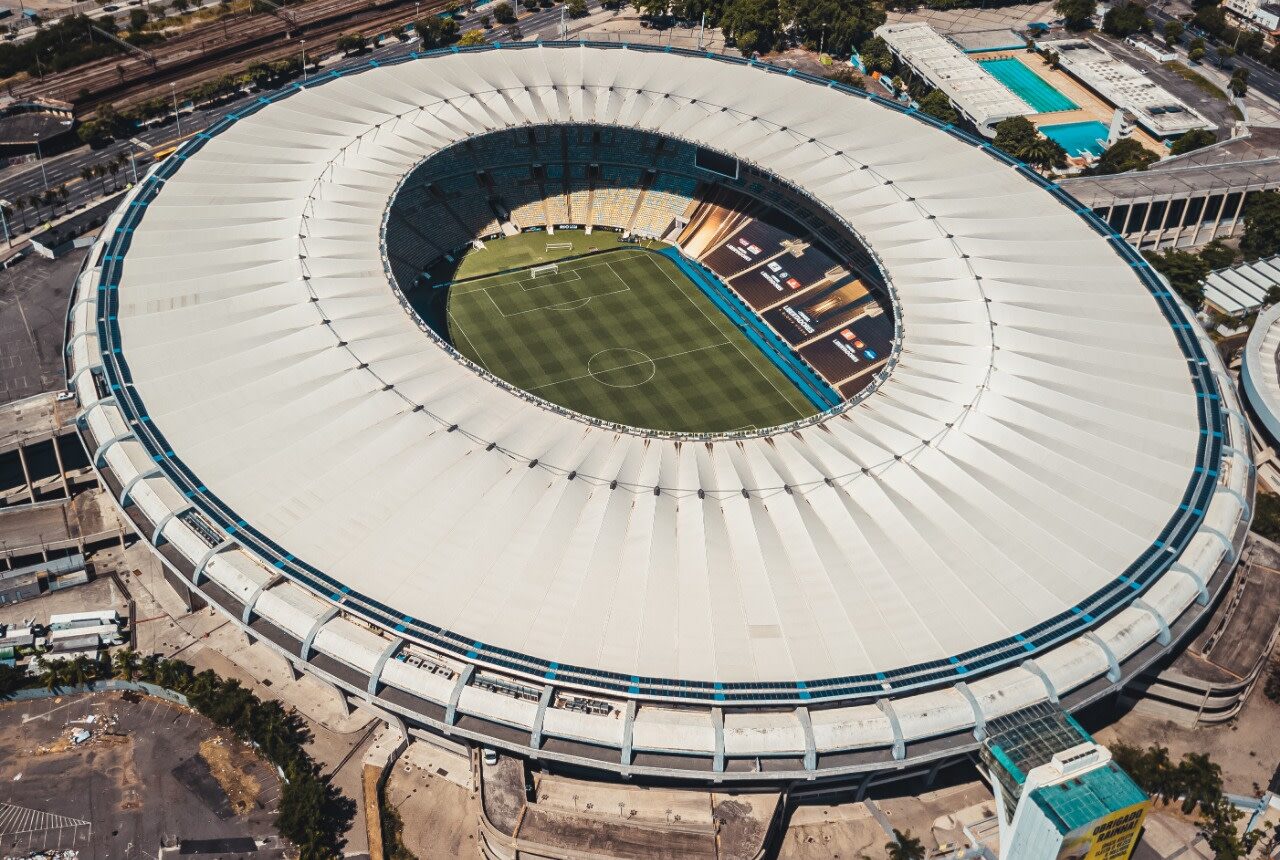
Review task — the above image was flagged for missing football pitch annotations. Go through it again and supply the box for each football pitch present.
[443,244,818,433]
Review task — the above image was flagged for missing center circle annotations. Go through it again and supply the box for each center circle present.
[384,122,898,437]
[587,348,657,388]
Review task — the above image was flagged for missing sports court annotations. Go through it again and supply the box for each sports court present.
[442,239,818,433]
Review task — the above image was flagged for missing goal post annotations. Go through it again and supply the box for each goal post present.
[545,242,573,251]
[530,263,560,278]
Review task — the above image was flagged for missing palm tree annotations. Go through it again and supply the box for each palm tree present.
[67,654,93,688]
[40,188,57,219]
[107,161,121,190]
[56,184,69,211]
[79,165,93,188]
[1022,136,1063,171]
[886,829,925,860]
[112,648,140,681]
[1178,752,1223,814]
[14,195,30,230]
[40,659,65,692]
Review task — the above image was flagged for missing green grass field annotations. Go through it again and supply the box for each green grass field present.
[442,237,817,433]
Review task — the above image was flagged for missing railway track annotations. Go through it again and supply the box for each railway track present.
[11,0,446,110]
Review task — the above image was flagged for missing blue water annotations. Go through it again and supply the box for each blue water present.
[979,57,1078,113]
[1040,120,1110,157]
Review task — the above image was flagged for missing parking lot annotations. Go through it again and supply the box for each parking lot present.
[0,247,86,406]
[0,691,282,860]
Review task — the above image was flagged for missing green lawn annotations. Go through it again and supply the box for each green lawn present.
[442,244,816,433]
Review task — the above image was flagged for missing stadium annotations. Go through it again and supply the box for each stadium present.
[68,42,1252,787]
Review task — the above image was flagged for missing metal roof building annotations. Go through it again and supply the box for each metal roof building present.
[876,23,1030,133]
[1203,254,1280,317]
[1243,301,1280,445]
[68,43,1251,785]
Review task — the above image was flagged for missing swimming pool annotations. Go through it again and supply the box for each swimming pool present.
[1040,120,1110,157]
[979,57,1078,114]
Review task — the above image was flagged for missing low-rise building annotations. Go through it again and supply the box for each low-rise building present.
[979,704,1150,860]
[1225,0,1280,34]
[0,567,40,605]
[1047,39,1216,139]
[875,23,1030,135]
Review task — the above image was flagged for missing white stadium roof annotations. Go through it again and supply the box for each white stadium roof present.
[71,43,1250,778]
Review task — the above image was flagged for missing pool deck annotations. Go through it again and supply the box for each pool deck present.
[971,50,1165,155]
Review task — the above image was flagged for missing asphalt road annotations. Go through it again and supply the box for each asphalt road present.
[1146,3,1280,105]
[0,0,606,231]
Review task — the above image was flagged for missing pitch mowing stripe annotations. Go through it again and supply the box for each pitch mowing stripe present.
[445,246,818,433]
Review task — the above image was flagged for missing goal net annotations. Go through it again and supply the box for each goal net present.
[530,263,560,278]
[545,242,573,251]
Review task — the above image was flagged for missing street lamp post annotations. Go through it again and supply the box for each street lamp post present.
[33,132,48,192]
[128,142,139,185]
[301,38,307,82]
[0,202,11,247]
[170,83,183,135]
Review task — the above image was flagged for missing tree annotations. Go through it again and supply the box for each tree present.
[1094,138,1157,174]
[993,115,1038,156]
[1145,247,1210,308]
[567,0,587,15]
[1022,135,1068,170]
[1102,1,1151,36]
[415,15,458,47]
[173,0,190,12]
[886,829,926,860]
[128,7,148,30]
[112,648,140,680]
[335,32,367,54]
[1230,67,1249,97]
[784,0,884,59]
[918,89,958,124]
[637,0,666,18]
[1042,48,1060,70]
[719,0,779,56]
[1198,239,1235,271]
[1241,190,1280,260]
[1163,18,1183,47]
[1178,752,1223,814]
[1055,0,1096,31]
[40,660,65,692]
[1169,128,1216,156]
[493,1,515,22]
[457,28,485,45]
[0,662,24,697]
[1198,797,1257,859]
[858,34,892,73]
[67,654,94,688]
[1193,4,1227,39]
[521,0,537,11]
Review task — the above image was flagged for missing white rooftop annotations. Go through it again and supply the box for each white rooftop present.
[876,23,1029,130]
[1204,254,1280,316]
[1049,39,1215,137]
[86,44,1221,696]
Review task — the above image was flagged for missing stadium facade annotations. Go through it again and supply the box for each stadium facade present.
[67,43,1252,786]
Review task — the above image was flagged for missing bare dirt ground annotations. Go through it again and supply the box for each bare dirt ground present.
[383,740,478,859]
[199,737,263,816]
[1092,681,1280,797]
